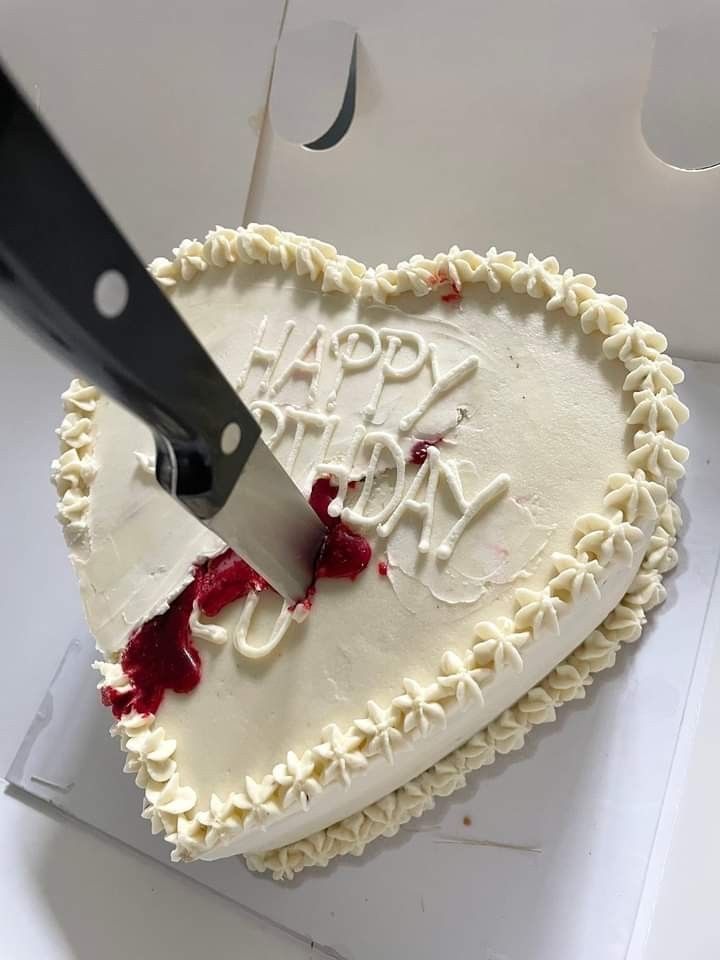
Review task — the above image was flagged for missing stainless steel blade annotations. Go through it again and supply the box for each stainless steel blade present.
[205,438,327,601]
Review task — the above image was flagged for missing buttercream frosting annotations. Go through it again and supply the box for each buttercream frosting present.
[53,223,687,877]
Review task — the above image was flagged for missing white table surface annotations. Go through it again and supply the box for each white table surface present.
[0,791,313,960]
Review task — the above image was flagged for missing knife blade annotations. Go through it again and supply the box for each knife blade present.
[0,61,326,601]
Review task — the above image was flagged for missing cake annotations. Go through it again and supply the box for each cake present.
[53,224,688,880]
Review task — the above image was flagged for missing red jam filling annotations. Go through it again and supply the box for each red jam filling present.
[292,477,372,611]
[308,475,340,523]
[409,435,444,465]
[308,477,372,580]
[310,478,371,579]
[102,581,201,719]
[377,560,388,576]
[198,551,270,617]
[102,477,371,718]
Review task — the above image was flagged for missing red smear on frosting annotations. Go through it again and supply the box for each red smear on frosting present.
[377,560,388,577]
[102,478,370,718]
[100,685,136,717]
[409,435,444,465]
[441,281,462,304]
[103,581,201,719]
[428,272,463,303]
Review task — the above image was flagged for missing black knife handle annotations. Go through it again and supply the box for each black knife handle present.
[0,62,259,518]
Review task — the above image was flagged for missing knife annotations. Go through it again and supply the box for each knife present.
[0,62,326,601]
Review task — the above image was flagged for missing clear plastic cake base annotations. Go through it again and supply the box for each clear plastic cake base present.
[7,360,720,960]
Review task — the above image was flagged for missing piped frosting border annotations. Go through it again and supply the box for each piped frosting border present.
[52,380,100,541]
[55,223,688,878]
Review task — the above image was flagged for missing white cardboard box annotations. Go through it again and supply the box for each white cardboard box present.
[2,2,719,957]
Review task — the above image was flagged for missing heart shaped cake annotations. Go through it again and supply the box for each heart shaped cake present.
[53,224,688,879]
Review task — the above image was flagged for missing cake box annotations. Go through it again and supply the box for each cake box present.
[2,0,720,957]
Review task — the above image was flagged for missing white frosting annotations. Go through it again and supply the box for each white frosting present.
[514,587,566,635]
[392,679,447,737]
[549,554,603,601]
[628,388,689,433]
[52,379,99,541]
[574,512,644,565]
[623,354,684,394]
[472,617,528,673]
[54,224,687,876]
[627,430,689,482]
[272,751,321,811]
[247,617,631,880]
[579,293,629,335]
[188,602,226,645]
[353,701,404,764]
[438,651,492,707]
[133,451,156,475]
[313,725,368,787]
[229,776,280,830]
[233,511,652,863]
[545,267,596,316]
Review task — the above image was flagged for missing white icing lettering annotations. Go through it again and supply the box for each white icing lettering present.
[233,593,294,659]
[327,324,382,412]
[378,445,442,553]
[283,407,339,489]
[313,425,367,518]
[269,324,327,407]
[399,353,480,433]
[436,467,510,560]
[341,431,406,527]
[189,602,227,644]
[363,328,429,420]
[300,414,340,495]
[236,316,294,395]
[226,313,512,654]
[250,400,285,450]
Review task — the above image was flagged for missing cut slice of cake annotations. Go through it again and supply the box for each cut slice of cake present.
[53,224,688,879]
